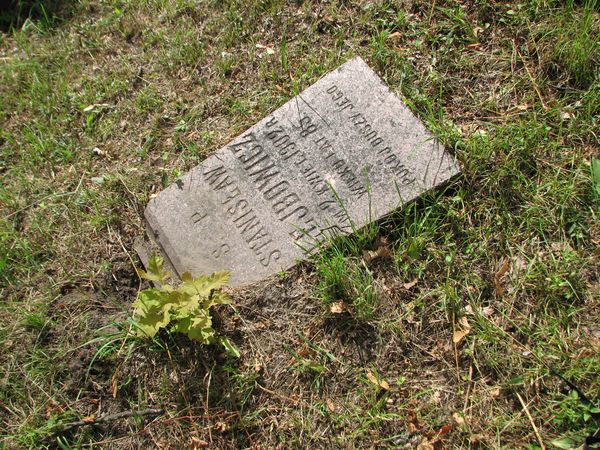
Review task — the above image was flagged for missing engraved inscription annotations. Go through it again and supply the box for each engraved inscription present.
[143,57,459,286]
[228,130,339,249]
[202,164,282,267]
[325,84,416,185]
[191,210,208,223]
[212,243,230,259]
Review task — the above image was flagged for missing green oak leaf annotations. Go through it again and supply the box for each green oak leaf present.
[174,310,214,343]
[202,290,231,309]
[133,289,172,337]
[132,268,232,346]
[178,271,230,297]
[137,254,171,284]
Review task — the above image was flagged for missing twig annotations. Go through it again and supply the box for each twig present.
[57,408,164,434]
[516,45,549,110]
[452,312,461,382]
[205,366,213,445]
[463,356,474,411]
[516,393,545,450]
[428,0,436,25]
[256,383,299,406]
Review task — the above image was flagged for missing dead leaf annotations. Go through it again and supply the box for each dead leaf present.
[255,320,272,329]
[458,316,470,329]
[362,246,392,264]
[561,111,575,120]
[82,416,95,423]
[330,301,347,314]
[453,328,469,343]
[403,279,418,290]
[326,398,336,413]
[297,346,311,358]
[464,304,494,317]
[438,424,452,435]
[470,434,485,444]
[453,317,471,343]
[482,306,494,316]
[417,437,436,450]
[190,437,209,448]
[494,259,510,296]
[44,401,65,418]
[214,421,229,432]
[452,412,466,426]
[256,43,275,55]
[366,370,390,390]
[111,370,119,398]
[388,31,402,39]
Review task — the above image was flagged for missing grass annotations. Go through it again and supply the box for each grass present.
[1,0,599,448]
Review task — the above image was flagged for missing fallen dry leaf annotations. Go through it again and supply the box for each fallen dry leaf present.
[44,400,65,417]
[464,304,494,317]
[362,246,392,264]
[561,111,575,120]
[326,398,336,413]
[417,437,436,450]
[482,306,494,316]
[489,387,501,399]
[453,412,466,426]
[438,424,452,435]
[297,346,311,358]
[111,370,119,398]
[453,329,470,343]
[82,416,95,423]
[403,279,418,290]
[214,421,229,432]
[330,301,347,314]
[366,370,390,390]
[494,259,510,296]
[453,317,471,343]
[190,437,209,448]
[256,43,275,55]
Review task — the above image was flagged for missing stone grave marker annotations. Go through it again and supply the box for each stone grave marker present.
[138,57,460,286]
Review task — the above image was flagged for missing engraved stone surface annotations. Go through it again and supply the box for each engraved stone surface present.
[142,57,460,286]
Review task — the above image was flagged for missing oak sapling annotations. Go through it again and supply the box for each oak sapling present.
[133,255,238,356]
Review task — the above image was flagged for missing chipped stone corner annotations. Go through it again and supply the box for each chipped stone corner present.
[133,224,181,285]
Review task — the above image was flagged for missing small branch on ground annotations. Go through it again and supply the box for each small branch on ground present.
[516,393,545,450]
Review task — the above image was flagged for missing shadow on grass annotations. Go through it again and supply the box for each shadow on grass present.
[0,0,72,31]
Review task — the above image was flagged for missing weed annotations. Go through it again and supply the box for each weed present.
[133,255,237,354]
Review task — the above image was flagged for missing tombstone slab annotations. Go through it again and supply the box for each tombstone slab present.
[140,57,460,286]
